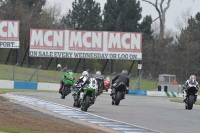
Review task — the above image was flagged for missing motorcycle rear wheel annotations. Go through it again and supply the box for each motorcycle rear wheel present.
[187,95,194,110]
[115,92,122,105]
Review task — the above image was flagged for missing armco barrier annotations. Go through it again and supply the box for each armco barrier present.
[14,81,37,90]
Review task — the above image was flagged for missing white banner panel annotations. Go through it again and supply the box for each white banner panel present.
[0,20,20,49]
[29,29,142,60]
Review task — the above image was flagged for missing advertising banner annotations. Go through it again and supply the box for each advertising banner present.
[0,20,20,48]
[29,29,142,60]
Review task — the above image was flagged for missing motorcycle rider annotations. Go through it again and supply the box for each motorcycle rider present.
[104,77,111,92]
[72,71,97,106]
[94,71,104,94]
[72,71,90,97]
[110,70,130,99]
[183,75,199,102]
[59,70,75,95]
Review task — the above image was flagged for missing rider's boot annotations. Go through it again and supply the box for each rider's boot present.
[194,92,198,103]
[92,95,96,104]
[110,86,115,96]
[110,90,114,96]
[183,95,187,102]
[59,84,63,94]
[183,90,187,102]
[122,94,125,99]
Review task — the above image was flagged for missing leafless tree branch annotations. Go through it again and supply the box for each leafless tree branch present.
[163,0,171,13]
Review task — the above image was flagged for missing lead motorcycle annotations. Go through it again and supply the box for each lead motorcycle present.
[80,77,97,111]
[111,82,128,106]
[184,80,198,110]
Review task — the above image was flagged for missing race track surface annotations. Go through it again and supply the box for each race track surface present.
[9,92,200,133]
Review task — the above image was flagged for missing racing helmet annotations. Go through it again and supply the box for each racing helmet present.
[189,75,196,84]
[82,71,89,76]
[106,77,110,81]
[67,70,73,73]
[190,75,196,80]
[96,71,101,76]
[122,70,128,75]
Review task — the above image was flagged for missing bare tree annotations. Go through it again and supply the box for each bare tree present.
[174,8,193,31]
[141,0,171,41]
[43,3,62,26]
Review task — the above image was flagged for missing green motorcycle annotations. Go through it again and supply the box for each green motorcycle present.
[80,78,97,111]
[61,74,75,99]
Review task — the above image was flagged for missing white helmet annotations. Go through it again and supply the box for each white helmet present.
[82,71,88,76]
[96,71,101,75]
[106,77,110,81]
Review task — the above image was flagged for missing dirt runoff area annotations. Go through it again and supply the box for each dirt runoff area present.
[0,96,106,133]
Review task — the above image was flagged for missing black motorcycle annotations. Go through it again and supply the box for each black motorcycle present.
[111,82,127,105]
[72,84,82,108]
[95,77,104,96]
[184,81,198,110]
[61,83,71,99]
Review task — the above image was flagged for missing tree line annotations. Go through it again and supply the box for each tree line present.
[0,0,199,83]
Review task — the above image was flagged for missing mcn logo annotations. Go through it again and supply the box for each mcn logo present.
[30,29,65,50]
[29,29,142,52]
[0,20,19,41]
[69,31,103,51]
[108,32,142,52]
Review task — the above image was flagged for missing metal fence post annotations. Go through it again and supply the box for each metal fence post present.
[29,65,42,82]
[110,72,116,81]
[37,65,42,82]
[13,63,18,81]
[61,67,66,79]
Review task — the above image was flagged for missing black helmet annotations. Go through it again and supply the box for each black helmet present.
[122,70,128,75]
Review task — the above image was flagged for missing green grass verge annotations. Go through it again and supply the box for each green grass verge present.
[0,64,157,91]
[170,98,200,105]
[0,127,42,133]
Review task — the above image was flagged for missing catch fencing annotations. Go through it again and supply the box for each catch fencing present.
[0,63,158,90]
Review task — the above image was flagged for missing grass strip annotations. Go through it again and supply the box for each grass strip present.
[0,127,42,133]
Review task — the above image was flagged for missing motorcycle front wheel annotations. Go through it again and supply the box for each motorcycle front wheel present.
[83,95,90,111]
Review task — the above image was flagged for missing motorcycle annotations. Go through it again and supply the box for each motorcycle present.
[61,82,72,99]
[72,84,82,108]
[80,78,97,111]
[111,82,127,106]
[95,77,104,96]
[104,78,111,92]
[184,82,198,110]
